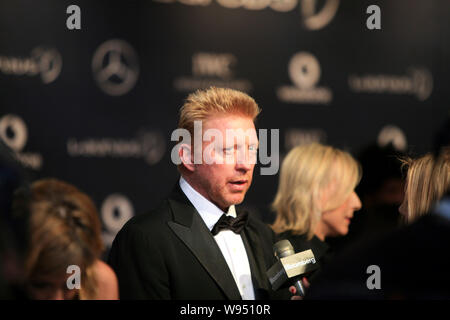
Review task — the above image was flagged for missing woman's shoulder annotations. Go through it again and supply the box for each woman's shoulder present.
[94,260,119,300]
[276,231,310,249]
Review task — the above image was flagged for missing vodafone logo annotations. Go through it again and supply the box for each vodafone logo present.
[277,51,332,104]
[0,114,28,152]
[0,114,43,170]
[101,193,135,248]
[377,125,408,152]
[289,52,321,89]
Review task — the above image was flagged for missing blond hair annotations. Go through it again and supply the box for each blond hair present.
[178,87,260,135]
[271,143,361,239]
[13,178,103,299]
[401,148,450,223]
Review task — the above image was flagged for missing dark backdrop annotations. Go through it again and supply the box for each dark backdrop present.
[0,0,448,252]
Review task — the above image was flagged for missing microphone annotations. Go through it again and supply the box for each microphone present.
[267,240,318,297]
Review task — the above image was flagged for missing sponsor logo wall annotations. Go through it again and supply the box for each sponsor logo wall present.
[0,0,447,250]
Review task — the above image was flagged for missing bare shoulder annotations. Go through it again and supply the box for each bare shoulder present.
[94,259,119,300]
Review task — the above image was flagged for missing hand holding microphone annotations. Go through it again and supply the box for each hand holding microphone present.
[267,239,318,298]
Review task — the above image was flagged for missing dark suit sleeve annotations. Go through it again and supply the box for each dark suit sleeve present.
[108,223,170,299]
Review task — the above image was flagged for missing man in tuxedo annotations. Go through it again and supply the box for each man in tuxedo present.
[108,87,280,299]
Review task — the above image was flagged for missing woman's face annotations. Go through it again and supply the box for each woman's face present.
[321,191,362,238]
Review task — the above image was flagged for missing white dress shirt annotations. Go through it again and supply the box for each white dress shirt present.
[179,176,255,300]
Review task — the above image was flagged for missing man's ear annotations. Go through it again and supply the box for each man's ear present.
[179,143,195,172]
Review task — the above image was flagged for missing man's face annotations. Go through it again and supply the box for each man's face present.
[192,114,258,211]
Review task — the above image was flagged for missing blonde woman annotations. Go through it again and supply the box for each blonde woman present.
[399,148,450,223]
[13,178,118,300]
[271,143,362,278]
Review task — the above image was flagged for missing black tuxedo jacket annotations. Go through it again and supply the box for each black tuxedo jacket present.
[108,185,283,300]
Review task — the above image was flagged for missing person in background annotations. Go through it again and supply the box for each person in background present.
[399,147,450,223]
[0,141,29,299]
[13,178,118,300]
[327,143,405,252]
[304,120,450,299]
[271,143,362,283]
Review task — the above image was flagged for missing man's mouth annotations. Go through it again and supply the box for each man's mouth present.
[229,180,247,185]
[228,180,248,191]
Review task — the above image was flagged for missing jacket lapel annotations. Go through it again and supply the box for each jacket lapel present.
[166,185,242,300]
[241,213,271,297]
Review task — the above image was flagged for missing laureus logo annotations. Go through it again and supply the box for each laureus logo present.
[66,130,166,166]
[92,39,140,96]
[153,0,339,29]
[277,52,332,104]
[348,67,433,101]
[0,47,62,84]
[299,0,340,30]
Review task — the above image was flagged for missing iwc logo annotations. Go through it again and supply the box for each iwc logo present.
[174,52,252,92]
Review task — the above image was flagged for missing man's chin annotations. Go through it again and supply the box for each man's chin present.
[225,194,246,206]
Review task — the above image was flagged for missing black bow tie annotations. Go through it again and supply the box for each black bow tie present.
[211,211,249,236]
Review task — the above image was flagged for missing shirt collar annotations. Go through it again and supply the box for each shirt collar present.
[179,176,236,231]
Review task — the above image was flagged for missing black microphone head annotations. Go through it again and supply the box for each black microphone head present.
[273,239,295,259]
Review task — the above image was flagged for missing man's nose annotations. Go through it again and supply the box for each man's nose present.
[235,150,254,171]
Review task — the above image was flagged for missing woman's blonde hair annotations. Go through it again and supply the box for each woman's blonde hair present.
[271,143,361,239]
[178,86,260,135]
[401,147,450,223]
[13,178,104,299]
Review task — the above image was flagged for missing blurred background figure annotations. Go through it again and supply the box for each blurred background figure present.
[13,179,118,300]
[271,143,362,282]
[0,141,30,299]
[305,117,450,299]
[328,143,406,252]
[399,148,450,223]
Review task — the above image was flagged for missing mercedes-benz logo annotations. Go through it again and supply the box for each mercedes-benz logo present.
[92,39,140,96]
